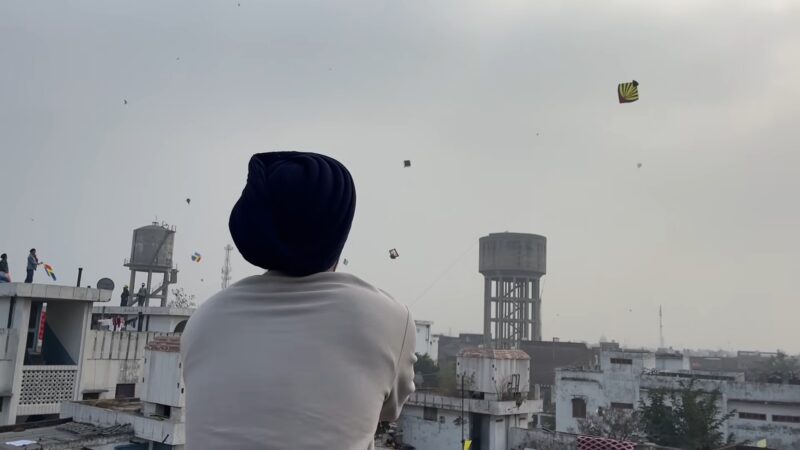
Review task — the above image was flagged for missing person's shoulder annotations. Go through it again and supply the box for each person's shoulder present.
[326,272,409,316]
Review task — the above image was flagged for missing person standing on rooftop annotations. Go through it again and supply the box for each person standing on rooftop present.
[0,253,10,283]
[24,249,40,283]
[181,152,416,450]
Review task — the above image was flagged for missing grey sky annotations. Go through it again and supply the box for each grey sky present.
[2,0,799,353]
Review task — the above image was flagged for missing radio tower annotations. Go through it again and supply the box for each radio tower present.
[221,244,233,289]
[659,305,665,349]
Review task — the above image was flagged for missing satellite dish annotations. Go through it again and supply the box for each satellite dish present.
[96,278,115,291]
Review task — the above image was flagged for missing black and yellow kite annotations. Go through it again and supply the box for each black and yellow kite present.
[618,80,639,103]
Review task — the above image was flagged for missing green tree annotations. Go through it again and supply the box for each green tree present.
[639,379,734,449]
[749,351,800,384]
[578,408,641,441]
[168,288,197,308]
[414,353,437,375]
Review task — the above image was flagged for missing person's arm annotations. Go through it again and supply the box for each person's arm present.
[379,308,417,421]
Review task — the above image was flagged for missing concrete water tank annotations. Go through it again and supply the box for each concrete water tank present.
[479,232,546,276]
[129,223,176,269]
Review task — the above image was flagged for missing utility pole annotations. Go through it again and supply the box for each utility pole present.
[221,244,233,289]
[460,371,465,448]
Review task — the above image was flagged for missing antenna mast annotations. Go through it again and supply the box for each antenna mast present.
[659,305,665,349]
[221,244,233,289]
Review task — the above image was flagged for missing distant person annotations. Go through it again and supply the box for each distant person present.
[121,285,130,307]
[24,249,41,283]
[0,253,10,283]
[136,283,147,306]
[182,152,416,450]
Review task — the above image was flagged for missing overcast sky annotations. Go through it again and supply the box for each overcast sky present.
[2,0,799,353]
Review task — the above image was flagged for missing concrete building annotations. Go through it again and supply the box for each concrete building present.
[479,233,547,347]
[398,348,542,450]
[61,335,186,448]
[78,311,189,402]
[0,283,111,425]
[414,320,439,361]
[555,348,800,449]
[0,335,187,449]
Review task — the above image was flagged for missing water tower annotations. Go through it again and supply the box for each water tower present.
[479,232,546,348]
[124,222,178,307]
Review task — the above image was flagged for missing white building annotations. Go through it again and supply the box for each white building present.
[61,335,186,449]
[0,335,187,449]
[397,348,541,450]
[555,348,800,449]
[80,306,193,401]
[0,283,111,425]
[414,320,439,361]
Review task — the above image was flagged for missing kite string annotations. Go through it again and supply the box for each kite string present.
[410,241,479,307]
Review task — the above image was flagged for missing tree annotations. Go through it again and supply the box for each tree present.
[639,379,734,449]
[749,351,800,384]
[578,408,641,441]
[168,288,197,308]
[414,353,439,387]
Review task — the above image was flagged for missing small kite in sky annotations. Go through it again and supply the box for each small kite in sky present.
[191,252,202,263]
[637,163,643,168]
[618,80,639,103]
[389,249,399,260]
[186,198,191,205]
[342,258,349,266]
[403,160,411,168]
[123,99,128,105]
[44,263,56,281]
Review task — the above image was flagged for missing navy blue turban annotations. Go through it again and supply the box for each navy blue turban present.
[229,152,356,276]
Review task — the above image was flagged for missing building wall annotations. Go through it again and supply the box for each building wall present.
[458,356,531,398]
[399,404,466,450]
[80,331,178,399]
[554,370,605,434]
[141,350,184,408]
[655,354,689,371]
[46,302,90,364]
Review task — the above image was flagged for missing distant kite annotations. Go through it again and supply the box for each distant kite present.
[617,80,639,103]
[637,162,643,168]
[44,264,56,281]
[186,198,191,205]
[342,258,349,266]
[389,249,399,260]
[403,160,411,168]
[191,252,202,262]
[123,99,128,105]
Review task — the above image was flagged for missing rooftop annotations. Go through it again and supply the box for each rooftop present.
[0,419,132,449]
[458,348,530,360]
[93,305,194,316]
[0,283,111,303]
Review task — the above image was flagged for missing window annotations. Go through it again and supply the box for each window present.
[738,412,767,420]
[572,398,587,419]
[155,403,172,418]
[610,358,633,365]
[115,383,135,399]
[82,392,100,401]
[423,406,438,421]
[772,415,800,423]
[610,402,634,410]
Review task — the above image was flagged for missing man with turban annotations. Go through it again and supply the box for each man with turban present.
[181,152,416,450]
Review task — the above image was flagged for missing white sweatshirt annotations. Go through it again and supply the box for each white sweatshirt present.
[181,272,416,450]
